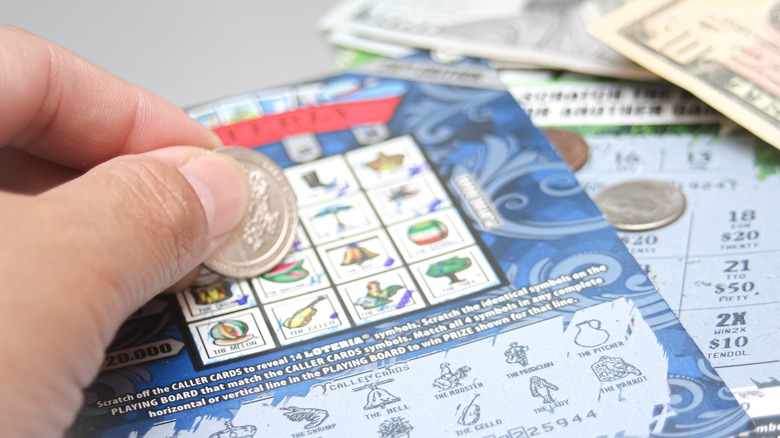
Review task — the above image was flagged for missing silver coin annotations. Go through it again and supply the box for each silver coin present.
[204,147,298,279]
[593,179,686,231]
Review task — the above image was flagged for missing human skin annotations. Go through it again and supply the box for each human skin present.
[0,26,249,436]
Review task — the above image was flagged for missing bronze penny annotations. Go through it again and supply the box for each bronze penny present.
[543,129,590,171]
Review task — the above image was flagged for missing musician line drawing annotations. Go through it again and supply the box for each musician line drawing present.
[504,342,529,366]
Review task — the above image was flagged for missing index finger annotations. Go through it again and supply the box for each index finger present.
[0,26,222,170]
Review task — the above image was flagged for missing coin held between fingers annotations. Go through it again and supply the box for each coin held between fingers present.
[204,147,298,279]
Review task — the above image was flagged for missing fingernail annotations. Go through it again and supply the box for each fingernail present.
[205,130,225,150]
[179,153,249,238]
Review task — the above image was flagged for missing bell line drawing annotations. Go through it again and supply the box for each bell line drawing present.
[353,378,401,410]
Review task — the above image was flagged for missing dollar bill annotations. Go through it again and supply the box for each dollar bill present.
[320,0,654,79]
[589,0,780,150]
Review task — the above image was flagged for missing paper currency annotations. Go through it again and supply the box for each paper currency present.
[589,0,780,150]
[321,0,654,79]
[204,147,298,279]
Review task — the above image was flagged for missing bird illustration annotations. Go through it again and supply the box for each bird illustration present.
[354,281,403,309]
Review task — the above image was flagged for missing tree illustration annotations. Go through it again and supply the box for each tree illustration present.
[426,257,472,284]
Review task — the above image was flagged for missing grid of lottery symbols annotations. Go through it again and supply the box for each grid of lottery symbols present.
[177,136,500,366]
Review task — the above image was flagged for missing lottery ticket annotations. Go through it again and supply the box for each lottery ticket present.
[503,70,780,432]
[72,64,751,437]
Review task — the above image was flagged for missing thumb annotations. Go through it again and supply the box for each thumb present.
[0,146,250,435]
[42,146,250,312]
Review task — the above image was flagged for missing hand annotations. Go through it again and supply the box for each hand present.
[0,27,249,436]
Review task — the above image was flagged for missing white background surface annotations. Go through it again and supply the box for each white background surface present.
[2,0,343,107]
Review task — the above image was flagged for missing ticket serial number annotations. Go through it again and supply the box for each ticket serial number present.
[509,411,597,438]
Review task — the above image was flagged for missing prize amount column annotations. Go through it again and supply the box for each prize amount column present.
[680,200,780,385]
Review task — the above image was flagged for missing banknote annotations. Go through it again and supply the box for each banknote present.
[328,30,417,60]
[589,0,780,150]
[330,32,551,72]
[320,0,655,79]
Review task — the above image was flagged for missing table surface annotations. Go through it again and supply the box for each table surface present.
[3,0,344,108]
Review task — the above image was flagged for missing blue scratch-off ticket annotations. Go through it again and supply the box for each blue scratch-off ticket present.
[75,62,752,438]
